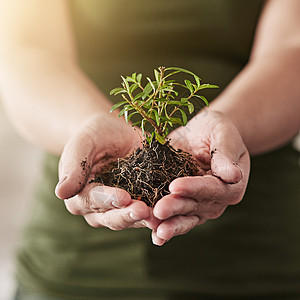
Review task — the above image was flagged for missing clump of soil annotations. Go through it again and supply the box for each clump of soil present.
[92,140,198,206]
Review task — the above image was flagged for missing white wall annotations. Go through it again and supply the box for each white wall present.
[0,104,42,300]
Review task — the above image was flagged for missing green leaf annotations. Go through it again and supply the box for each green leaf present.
[155,98,169,102]
[163,70,181,80]
[142,82,152,100]
[141,100,152,109]
[164,105,169,119]
[184,79,194,93]
[133,91,144,101]
[165,67,196,77]
[141,119,146,136]
[127,111,139,123]
[168,100,184,106]
[178,108,188,126]
[194,75,201,87]
[124,104,134,111]
[155,131,166,145]
[124,109,129,123]
[126,77,135,83]
[118,107,126,118]
[197,84,219,90]
[152,109,160,126]
[121,76,130,92]
[136,73,142,84]
[164,79,176,84]
[154,69,160,84]
[170,117,183,126]
[132,120,142,127]
[160,116,169,122]
[110,101,127,113]
[194,95,209,106]
[110,87,126,95]
[146,134,151,144]
[181,97,188,103]
[129,83,139,94]
[187,102,194,114]
[150,131,155,144]
[163,88,178,96]
[147,77,156,93]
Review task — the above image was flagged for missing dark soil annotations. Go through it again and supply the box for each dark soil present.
[92,140,198,206]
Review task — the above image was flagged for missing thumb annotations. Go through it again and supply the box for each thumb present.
[55,134,94,199]
[211,149,243,184]
[210,125,246,184]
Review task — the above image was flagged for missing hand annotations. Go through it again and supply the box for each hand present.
[151,110,250,245]
[55,114,159,230]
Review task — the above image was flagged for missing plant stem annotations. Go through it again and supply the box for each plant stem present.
[121,95,163,136]
[167,88,198,119]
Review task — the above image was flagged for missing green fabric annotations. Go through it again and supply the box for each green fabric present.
[16,1,300,299]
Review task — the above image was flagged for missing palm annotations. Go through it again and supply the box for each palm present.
[151,110,250,245]
[55,114,160,231]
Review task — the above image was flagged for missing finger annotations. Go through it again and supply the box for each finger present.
[143,209,162,230]
[211,150,243,184]
[151,231,167,246]
[64,185,132,215]
[156,215,204,241]
[84,200,150,230]
[153,193,225,220]
[153,194,198,220]
[169,175,229,203]
[210,123,246,184]
[90,185,132,211]
[55,132,95,199]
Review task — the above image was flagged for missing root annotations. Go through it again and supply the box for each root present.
[92,140,198,206]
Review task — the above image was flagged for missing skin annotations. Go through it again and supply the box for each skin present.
[151,111,250,245]
[0,0,299,245]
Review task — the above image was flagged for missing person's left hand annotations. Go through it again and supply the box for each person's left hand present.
[151,110,250,246]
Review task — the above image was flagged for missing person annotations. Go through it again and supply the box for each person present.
[0,0,299,299]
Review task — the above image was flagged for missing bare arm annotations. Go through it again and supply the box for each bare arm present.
[152,0,300,245]
[0,0,114,155]
[211,0,300,155]
[0,0,156,230]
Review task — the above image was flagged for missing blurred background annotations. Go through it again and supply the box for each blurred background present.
[0,102,42,300]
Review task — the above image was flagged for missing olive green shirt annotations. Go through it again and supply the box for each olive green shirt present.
[16,1,300,299]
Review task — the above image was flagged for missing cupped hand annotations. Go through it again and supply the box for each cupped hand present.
[55,114,159,230]
[152,110,250,245]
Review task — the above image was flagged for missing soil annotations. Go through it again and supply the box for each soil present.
[92,140,198,206]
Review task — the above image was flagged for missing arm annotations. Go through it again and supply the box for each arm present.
[211,0,300,154]
[152,0,300,245]
[0,0,113,154]
[0,0,157,230]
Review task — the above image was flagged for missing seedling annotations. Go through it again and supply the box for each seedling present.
[110,66,218,145]
[93,67,218,206]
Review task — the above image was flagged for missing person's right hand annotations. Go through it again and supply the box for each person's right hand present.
[55,114,159,231]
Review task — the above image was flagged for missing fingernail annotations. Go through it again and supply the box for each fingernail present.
[154,240,166,246]
[112,201,121,209]
[152,235,166,246]
[130,212,141,221]
[91,186,117,204]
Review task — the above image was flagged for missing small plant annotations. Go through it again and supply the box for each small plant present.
[92,67,218,206]
[110,66,218,145]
